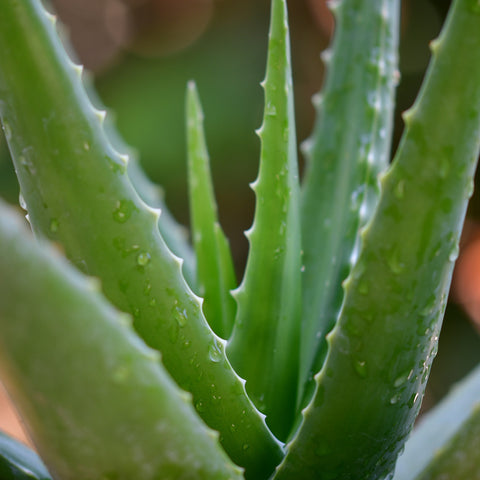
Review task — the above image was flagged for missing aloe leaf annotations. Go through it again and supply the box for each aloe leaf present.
[275,0,480,478]
[413,406,480,480]
[0,200,243,480]
[78,69,197,288]
[0,1,283,476]
[0,431,51,480]
[226,0,301,441]
[298,0,400,404]
[393,364,480,480]
[186,81,237,339]
[127,154,197,288]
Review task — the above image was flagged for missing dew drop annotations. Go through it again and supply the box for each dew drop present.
[466,179,475,198]
[2,122,12,141]
[353,359,367,378]
[265,103,276,116]
[438,158,450,179]
[112,200,137,223]
[18,193,27,210]
[394,180,405,199]
[393,369,413,388]
[387,250,404,274]
[242,444,249,451]
[105,155,127,175]
[389,393,401,405]
[420,295,436,317]
[195,401,205,413]
[49,218,59,233]
[83,141,90,151]
[448,244,459,262]
[208,339,223,363]
[137,252,151,267]
[274,246,285,260]
[19,155,36,175]
[173,305,188,327]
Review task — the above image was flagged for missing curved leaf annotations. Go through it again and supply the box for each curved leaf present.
[276,0,480,477]
[0,1,282,476]
[0,200,243,480]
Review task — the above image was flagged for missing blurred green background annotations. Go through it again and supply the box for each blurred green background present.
[0,0,479,415]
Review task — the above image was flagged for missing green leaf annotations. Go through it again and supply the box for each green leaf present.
[126,154,197,288]
[0,1,282,476]
[276,0,480,477]
[298,0,400,405]
[413,406,480,480]
[227,0,302,442]
[394,364,480,480]
[186,81,237,339]
[0,200,243,480]
[0,431,51,480]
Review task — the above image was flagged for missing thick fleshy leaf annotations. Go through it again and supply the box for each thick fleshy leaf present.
[394,364,480,480]
[0,200,243,480]
[0,1,282,476]
[0,431,51,480]
[186,81,237,339]
[276,0,480,477]
[298,0,400,406]
[227,0,302,441]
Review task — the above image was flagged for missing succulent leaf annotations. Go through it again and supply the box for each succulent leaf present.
[0,0,282,476]
[226,0,302,442]
[276,0,480,477]
[298,0,400,405]
[0,431,51,480]
[413,406,480,480]
[126,154,197,288]
[0,200,244,480]
[186,81,237,339]
[394,364,480,480]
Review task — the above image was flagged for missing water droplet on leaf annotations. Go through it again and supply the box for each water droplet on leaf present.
[137,252,151,267]
[448,244,459,262]
[173,305,188,327]
[353,359,367,378]
[387,250,405,274]
[112,200,137,223]
[389,393,400,405]
[394,369,413,388]
[265,103,276,116]
[49,218,59,233]
[208,339,223,363]
[394,180,405,199]
[2,122,12,141]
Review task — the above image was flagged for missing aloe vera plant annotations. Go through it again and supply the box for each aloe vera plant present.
[0,0,480,478]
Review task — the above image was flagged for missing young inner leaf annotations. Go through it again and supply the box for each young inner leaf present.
[298,0,399,407]
[186,81,237,339]
[227,0,302,442]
